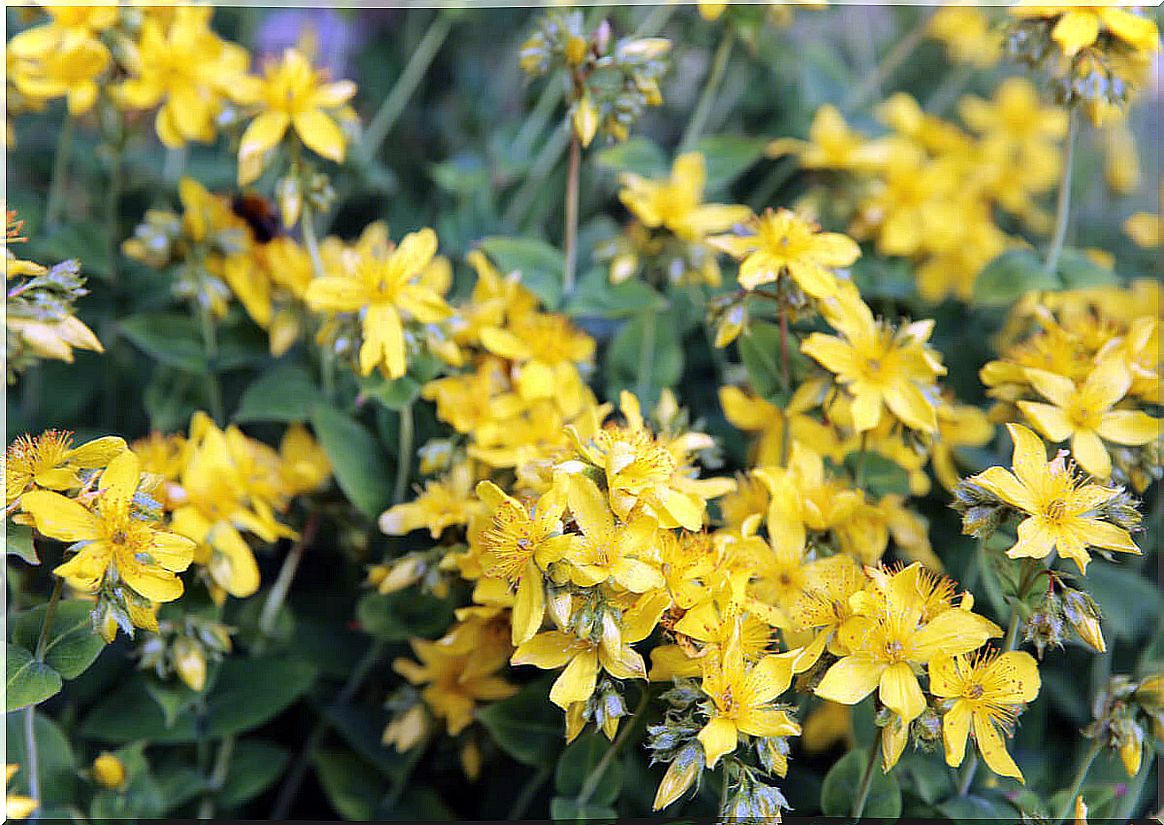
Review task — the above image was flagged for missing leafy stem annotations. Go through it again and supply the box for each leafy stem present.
[1054,739,1102,825]
[1044,107,1079,278]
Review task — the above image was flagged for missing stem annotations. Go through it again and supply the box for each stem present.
[1054,740,1103,825]
[34,578,65,660]
[1115,750,1154,820]
[198,303,225,425]
[634,307,657,403]
[924,62,974,116]
[1044,108,1079,277]
[632,2,676,38]
[23,707,40,821]
[197,734,236,820]
[575,687,651,807]
[300,199,325,279]
[381,739,428,813]
[778,308,792,392]
[1002,609,1022,652]
[562,131,582,296]
[269,640,386,819]
[45,114,74,230]
[256,514,320,646]
[851,728,883,820]
[507,764,552,820]
[855,431,870,489]
[513,77,563,160]
[503,126,571,229]
[957,753,978,797]
[358,12,453,167]
[678,29,734,154]
[393,403,415,506]
[100,131,124,431]
[718,761,732,816]
[163,146,188,187]
[747,158,797,211]
[843,8,935,111]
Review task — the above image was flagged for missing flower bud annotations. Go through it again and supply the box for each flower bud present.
[1135,674,1164,713]
[276,175,302,230]
[653,740,703,811]
[172,636,207,692]
[92,752,127,790]
[564,35,588,67]
[1119,723,1144,777]
[1061,589,1105,654]
[572,96,599,149]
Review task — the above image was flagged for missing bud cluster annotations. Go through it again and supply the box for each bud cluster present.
[136,615,234,692]
[6,258,102,381]
[1083,673,1164,777]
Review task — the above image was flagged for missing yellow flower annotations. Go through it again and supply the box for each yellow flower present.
[379,462,484,540]
[965,423,1141,572]
[618,152,750,244]
[8,22,110,115]
[5,430,126,508]
[478,311,595,416]
[709,207,858,296]
[21,451,195,619]
[698,1,729,20]
[767,104,892,171]
[512,613,649,710]
[92,752,128,790]
[802,283,946,433]
[928,6,1002,67]
[785,554,866,673]
[5,765,37,820]
[394,639,517,736]
[1019,358,1159,479]
[232,47,357,185]
[473,480,573,644]
[959,77,1067,161]
[815,563,1001,724]
[1010,4,1160,57]
[929,650,1041,782]
[801,700,855,754]
[305,227,452,379]
[696,633,800,768]
[276,423,331,498]
[560,475,665,593]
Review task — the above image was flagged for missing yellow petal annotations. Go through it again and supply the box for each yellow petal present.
[973,710,1024,782]
[293,108,346,163]
[1097,410,1159,446]
[239,111,290,165]
[20,491,100,542]
[942,701,972,767]
[697,716,739,769]
[511,561,545,646]
[361,303,405,378]
[815,654,885,705]
[1051,11,1100,56]
[1071,429,1111,479]
[549,648,598,709]
[879,661,926,723]
[512,631,577,669]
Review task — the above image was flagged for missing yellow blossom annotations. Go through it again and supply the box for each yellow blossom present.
[6,430,126,508]
[767,104,892,171]
[618,152,750,244]
[560,475,665,593]
[393,639,517,736]
[379,462,485,540]
[1010,4,1160,57]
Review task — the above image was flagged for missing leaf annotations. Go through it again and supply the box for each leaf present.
[478,677,564,766]
[6,642,62,711]
[972,250,1059,307]
[604,310,684,408]
[218,740,290,808]
[554,732,623,806]
[355,590,454,643]
[5,710,76,808]
[566,268,668,320]
[842,451,912,497]
[80,656,317,743]
[738,321,789,403]
[548,797,617,821]
[820,748,902,818]
[11,600,106,680]
[310,405,393,519]
[234,364,324,423]
[692,135,769,192]
[1083,562,1162,641]
[1056,248,1118,289]
[898,752,953,805]
[120,314,208,373]
[5,523,39,565]
[478,236,564,309]
[28,224,111,279]
[593,136,668,178]
[327,703,411,777]
[154,764,205,814]
[312,747,382,821]
[359,374,422,411]
[937,792,1018,822]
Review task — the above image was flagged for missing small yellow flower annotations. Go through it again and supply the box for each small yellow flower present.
[767,104,892,171]
[232,47,357,185]
[6,430,126,508]
[379,462,484,540]
[393,639,517,736]
[709,207,858,296]
[801,282,946,433]
[965,423,1141,572]
[92,752,128,790]
[305,227,452,379]
[1010,4,1160,58]
[928,6,1002,67]
[929,649,1041,782]
[1124,181,1163,248]
[618,153,750,244]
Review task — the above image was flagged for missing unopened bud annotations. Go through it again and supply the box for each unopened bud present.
[1062,589,1106,654]
[573,96,599,148]
[653,741,703,811]
[564,35,588,66]
[92,752,127,790]
[172,636,207,692]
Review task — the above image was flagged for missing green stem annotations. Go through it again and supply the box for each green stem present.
[23,707,40,821]
[508,763,552,820]
[843,8,935,111]
[562,131,582,296]
[197,303,225,426]
[1002,609,1022,652]
[163,146,188,188]
[1054,740,1102,825]
[851,728,882,820]
[635,307,657,403]
[358,12,453,167]
[748,158,797,212]
[957,753,978,796]
[513,77,564,160]
[381,738,429,813]
[924,62,974,116]
[393,403,415,506]
[197,734,236,820]
[100,131,124,431]
[576,687,652,807]
[503,125,571,229]
[34,578,65,660]
[300,199,325,279]
[1044,108,1078,278]
[256,514,320,648]
[45,113,74,230]
[269,640,386,819]
[855,431,870,489]
[717,760,732,817]
[678,29,734,154]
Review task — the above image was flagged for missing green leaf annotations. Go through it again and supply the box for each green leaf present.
[549,797,617,821]
[820,748,901,818]
[478,677,564,766]
[554,732,623,806]
[593,136,668,178]
[1084,562,1163,641]
[28,224,111,279]
[356,590,454,642]
[311,405,393,519]
[5,523,39,565]
[11,600,105,680]
[5,710,76,808]
[566,268,667,320]
[313,747,382,820]
[692,135,768,192]
[80,656,317,743]
[899,752,953,805]
[154,764,205,814]
[1056,248,1118,289]
[234,364,324,423]
[842,451,912,497]
[6,642,62,711]
[738,321,788,403]
[327,704,411,777]
[120,314,208,373]
[972,250,1059,307]
[478,236,564,309]
[359,373,422,411]
[144,678,201,728]
[604,310,684,408]
[937,792,1018,822]
[218,740,290,808]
